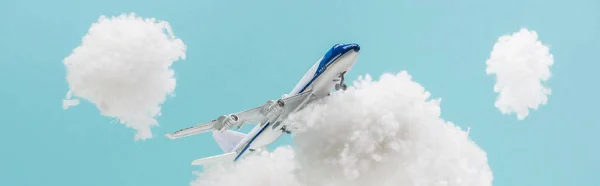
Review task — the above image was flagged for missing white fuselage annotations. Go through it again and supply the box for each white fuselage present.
[231,49,360,161]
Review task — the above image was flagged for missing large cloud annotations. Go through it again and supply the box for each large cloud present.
[62,13,187,140]
[192,71,493,186]
[485,28,554,120]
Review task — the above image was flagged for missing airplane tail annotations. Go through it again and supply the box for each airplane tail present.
[191,152,238,166]
[189,130,247,166]
[212,130,247,153]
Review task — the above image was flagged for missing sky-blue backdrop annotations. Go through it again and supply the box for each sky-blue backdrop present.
[1,0,598,186]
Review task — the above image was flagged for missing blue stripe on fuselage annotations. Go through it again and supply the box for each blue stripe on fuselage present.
[234,122,271,161]
[298,43,360,93]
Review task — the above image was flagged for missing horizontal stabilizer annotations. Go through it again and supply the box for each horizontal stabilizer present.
[191,152,238,166]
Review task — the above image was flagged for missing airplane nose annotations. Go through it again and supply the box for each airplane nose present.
[335,43,360,53]
[351,44,360,52]
[345,43,360,52]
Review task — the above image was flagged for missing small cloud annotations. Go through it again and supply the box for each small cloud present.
[62,13,187,140]
[486,28,554,120]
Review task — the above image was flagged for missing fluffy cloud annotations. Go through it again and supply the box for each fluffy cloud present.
[192,71,493,186]
[62,13,186,140]
[486,28,554,120]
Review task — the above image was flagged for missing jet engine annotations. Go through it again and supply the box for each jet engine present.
[261,99,285,116]
[216,114,240,132]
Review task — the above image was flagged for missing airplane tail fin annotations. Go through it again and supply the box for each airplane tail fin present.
[189,130,246,166]
[212,130,247,153]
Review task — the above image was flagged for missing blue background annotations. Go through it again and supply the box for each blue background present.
[0,0,598,186]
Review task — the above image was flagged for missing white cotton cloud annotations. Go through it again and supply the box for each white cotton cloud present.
[192,71,493,186]
[62,13,187,140]
[486,28,554,120]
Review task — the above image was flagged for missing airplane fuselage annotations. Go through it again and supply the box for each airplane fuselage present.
[231,43,361,161]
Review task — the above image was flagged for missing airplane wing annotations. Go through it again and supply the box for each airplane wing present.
[165,106,266,140]
[165,119,218,139]
[232,106,265,125]
[165,90,314,140]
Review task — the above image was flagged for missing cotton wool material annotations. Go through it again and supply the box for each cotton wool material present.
[486,28,554,120]
[192,71,493,186]
[62,13,186,140]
